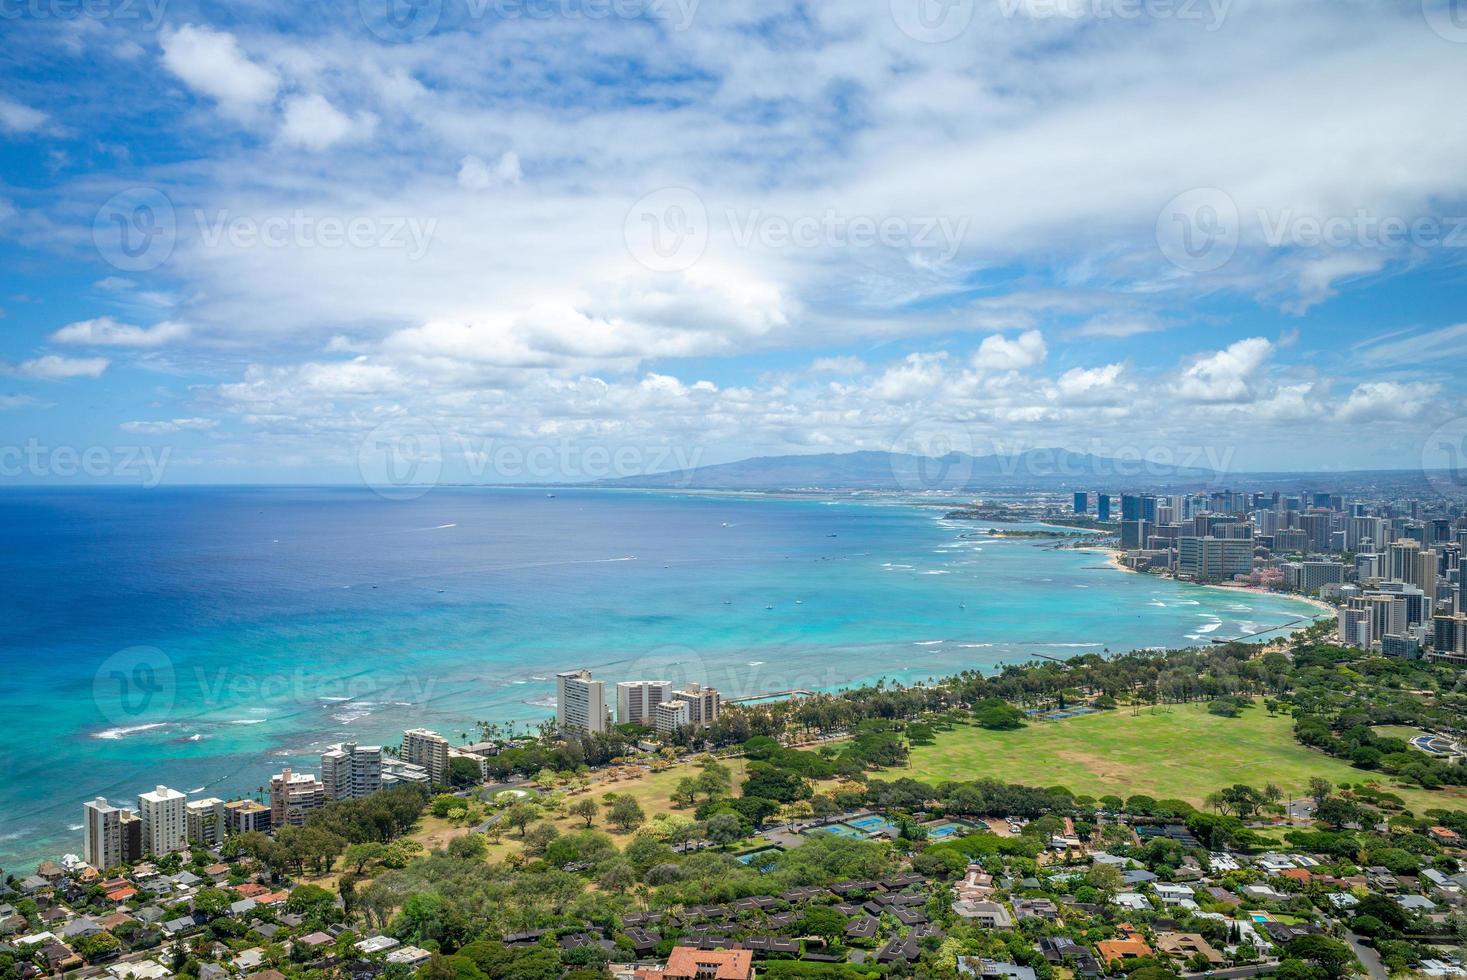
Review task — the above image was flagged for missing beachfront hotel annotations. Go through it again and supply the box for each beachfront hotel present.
[653,682,722,737]
[556,669,608,734]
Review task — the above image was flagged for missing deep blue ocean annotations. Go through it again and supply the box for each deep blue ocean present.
[0,486,1320,869]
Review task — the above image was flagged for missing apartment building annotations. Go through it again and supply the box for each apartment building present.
[402,729,451,785]
[82,798,125,872]
[137,785,187,856]
[185,797,227,846]
[269,769,326,828]
[616,679,672,726]
[556,670,608,734]
[322,742,384,800]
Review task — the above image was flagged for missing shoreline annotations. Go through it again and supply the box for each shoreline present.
[1076,545,1337,620]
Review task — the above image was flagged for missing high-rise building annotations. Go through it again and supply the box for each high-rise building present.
[616,680,672,726]
[185,798,227,846]
[1414,548,1439,601]
[137,785,187,856]
[224,799,271,835]
[1298,561,1346,594]
[82,798,125,871]
[1097,494,1111,522]
[1176,536,1253,582]
[322,742,384,800]
[1119,520,1150,550]
[555,670,608,734]
[1072,492,1087,514]
[269,769,325,828]
[119,810,143,863]
[402,729,451,784]
[654,682,722,736]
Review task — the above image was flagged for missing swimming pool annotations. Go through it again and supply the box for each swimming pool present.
[736,847,783,871]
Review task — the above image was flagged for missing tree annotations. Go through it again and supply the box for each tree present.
[695,767,730,801]
[569,797,599,827]
[449,756,485,788]
[192,887,233,921]
[706,812,744,848]
[799,907,846,944]
[504,803,537,837]
[1308,778,1333,808]
[606,795,646,833]
[1285,935,1356,978]
[343,841,387,875]
[672,777,699,807]
[597,859,636,893]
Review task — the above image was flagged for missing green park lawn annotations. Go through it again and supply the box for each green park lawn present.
[904,701,1466,814]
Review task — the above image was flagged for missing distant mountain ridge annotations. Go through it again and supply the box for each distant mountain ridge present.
[601,449,1218,491]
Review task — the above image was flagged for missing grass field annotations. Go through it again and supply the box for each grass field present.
[905,702,1467,813]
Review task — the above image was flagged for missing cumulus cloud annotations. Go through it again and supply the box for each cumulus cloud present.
[278,94,377,151]
[1172,338,1273,404]
[50,317,190,348]
[458,152,522,190]
[1055,363,1131,405]
[12,356,110,380]
[972,330,1047,372]
[1338,381,1441,421]
[0,97,49,134]
[161,25,279,117]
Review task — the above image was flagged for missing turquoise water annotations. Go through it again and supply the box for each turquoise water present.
[0,486,1321,869]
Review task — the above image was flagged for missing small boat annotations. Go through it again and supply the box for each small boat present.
[765,604,774,610]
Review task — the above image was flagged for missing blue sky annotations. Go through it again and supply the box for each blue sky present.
[2,0,1467,484]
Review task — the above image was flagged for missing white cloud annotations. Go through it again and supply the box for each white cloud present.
[972,330,1047,371]
[1055,363,1132,405]
[1172,337,1273,404]
[14,355,110,380]
[120,418,219,434]
[0,97,48,134]
[50,317,191,348]
[1338,381,1441,421]
[1069,315,1165,339]
[278,94,376,151]
[809,356,866,375]
[161,24,279,117]
[458,152,522,190]
[872,352,948,402]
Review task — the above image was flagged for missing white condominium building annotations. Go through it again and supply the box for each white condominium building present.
[138,785,187,856]
[82,797,125,871]
[402,729,450,785]
[322,742,384,800]
[185,797,227,846]
[616,680,671,726]
[556,669,607,734]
